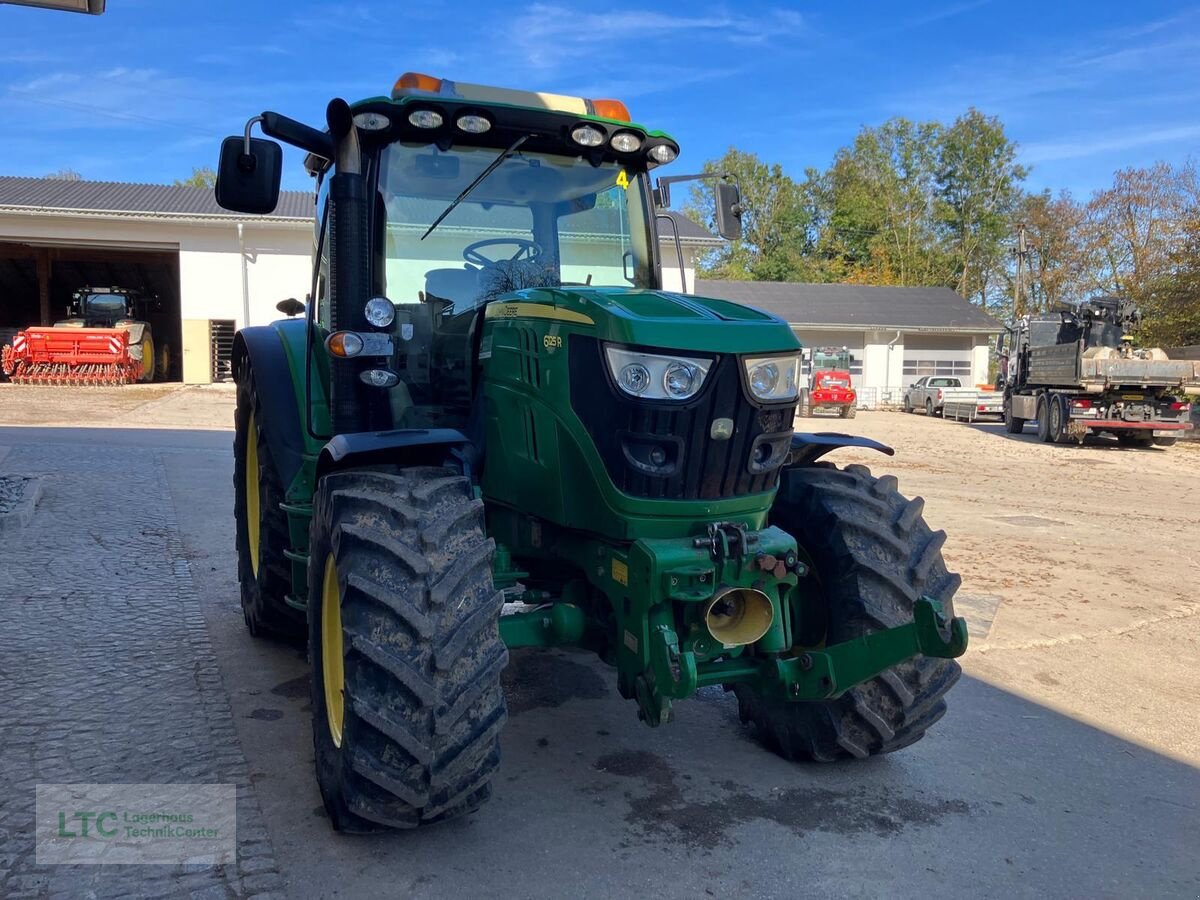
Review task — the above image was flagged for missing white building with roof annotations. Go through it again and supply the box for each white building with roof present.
[697,280,1002,402]
[0,175,717,383]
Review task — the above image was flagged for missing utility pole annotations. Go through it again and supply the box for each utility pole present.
[1013,224,1029,318]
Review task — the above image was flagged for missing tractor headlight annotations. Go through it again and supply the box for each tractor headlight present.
[744,354,801,402]
[571,124,605,147]
[648,143,678,164]
[610,131,642,153]
[605,345,710,401]
[364,297,395,328]
[408,109,443,129]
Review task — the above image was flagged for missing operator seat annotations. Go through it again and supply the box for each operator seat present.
[424,265,483,314]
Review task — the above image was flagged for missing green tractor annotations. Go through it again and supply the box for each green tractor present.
[216,73,967,832]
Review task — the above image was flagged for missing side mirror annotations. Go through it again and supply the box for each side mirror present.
[215,135,282,215]
[714,182,743,241]
[276,297,306,318]
[995,333,1005,354]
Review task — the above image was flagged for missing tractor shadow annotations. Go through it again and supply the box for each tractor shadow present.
[326,666,1200,897]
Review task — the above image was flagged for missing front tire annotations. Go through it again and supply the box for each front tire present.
[234,362,305,640]
[308,467,507,831]
[736,463,962,761]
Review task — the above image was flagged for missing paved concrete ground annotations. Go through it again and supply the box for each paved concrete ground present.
[0,407,1197,898]
[0,430,283,898]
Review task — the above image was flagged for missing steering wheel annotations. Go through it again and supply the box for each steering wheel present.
[463,238,541,268]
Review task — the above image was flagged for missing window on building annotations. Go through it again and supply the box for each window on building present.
[902,359,971,378]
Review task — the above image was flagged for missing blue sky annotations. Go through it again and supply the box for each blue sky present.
[1,0,1197,199]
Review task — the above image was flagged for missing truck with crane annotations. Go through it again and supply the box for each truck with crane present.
[999,297,1199,446]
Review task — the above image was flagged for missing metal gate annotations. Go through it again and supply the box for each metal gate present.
[209,319,236,382]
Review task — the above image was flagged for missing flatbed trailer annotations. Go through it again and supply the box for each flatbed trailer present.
[942,391,1004,422]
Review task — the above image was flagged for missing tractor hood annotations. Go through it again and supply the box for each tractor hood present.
[496,286,800,354]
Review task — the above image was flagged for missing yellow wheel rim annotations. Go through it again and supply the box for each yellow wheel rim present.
[141,336,154,382]
[321,554,346,747]
[245,422,261,578]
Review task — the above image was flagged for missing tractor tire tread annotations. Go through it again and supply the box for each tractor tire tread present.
[234,364,305,641]
[308,468,507,832]
[736,463,961,762]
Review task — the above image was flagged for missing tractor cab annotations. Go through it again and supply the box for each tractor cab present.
[57,287,149,329]
[215,74,746,438]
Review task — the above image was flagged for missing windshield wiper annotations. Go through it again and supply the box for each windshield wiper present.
[420,134,532,241]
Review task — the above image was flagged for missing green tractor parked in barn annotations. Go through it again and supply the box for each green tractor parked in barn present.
[217,73,967,832]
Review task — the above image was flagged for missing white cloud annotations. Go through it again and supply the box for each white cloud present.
[1022,124,1200,163]
[504,4,806,70]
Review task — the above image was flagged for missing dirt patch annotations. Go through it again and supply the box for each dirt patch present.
[502,648,609,714]
[270,675,310,699]
[0,383,234,429]
[592,749,969,852]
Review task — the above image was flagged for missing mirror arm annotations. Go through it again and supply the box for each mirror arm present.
[258,111,335,161]
[655,213,687,295]
[242,115,264,155]
[654,172,738,208]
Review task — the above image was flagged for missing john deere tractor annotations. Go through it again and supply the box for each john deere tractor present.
[217,74,967,832]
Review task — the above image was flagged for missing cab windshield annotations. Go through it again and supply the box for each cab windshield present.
[376,142,656,313]
[84,294,128,317]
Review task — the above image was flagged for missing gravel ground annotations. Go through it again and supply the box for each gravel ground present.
[0,475,28,515]
[0,383,235,430]
[1,393,1197,898]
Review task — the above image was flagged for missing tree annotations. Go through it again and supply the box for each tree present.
[934,109,1027,309]
[1118,162,1200,347]
[811,118,954,287]
[685,148,813,281]
[44,168,82,181]
[1012,190,1089,315]
[1080,162,1191,303]
[175,166,217,189]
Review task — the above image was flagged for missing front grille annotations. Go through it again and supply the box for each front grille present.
[569,336,794,500]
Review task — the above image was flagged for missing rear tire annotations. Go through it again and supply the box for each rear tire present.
[1153,436,1178,447]
[234,362,305,641]
[308,467,507,832]
[1036,397,1051,442]
[925,399,934,417]
[841,404,857,419]
[1003,395,1025,434]
[156,342,171,381]
[736,463,962,762]
[1048,395,1067,444]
